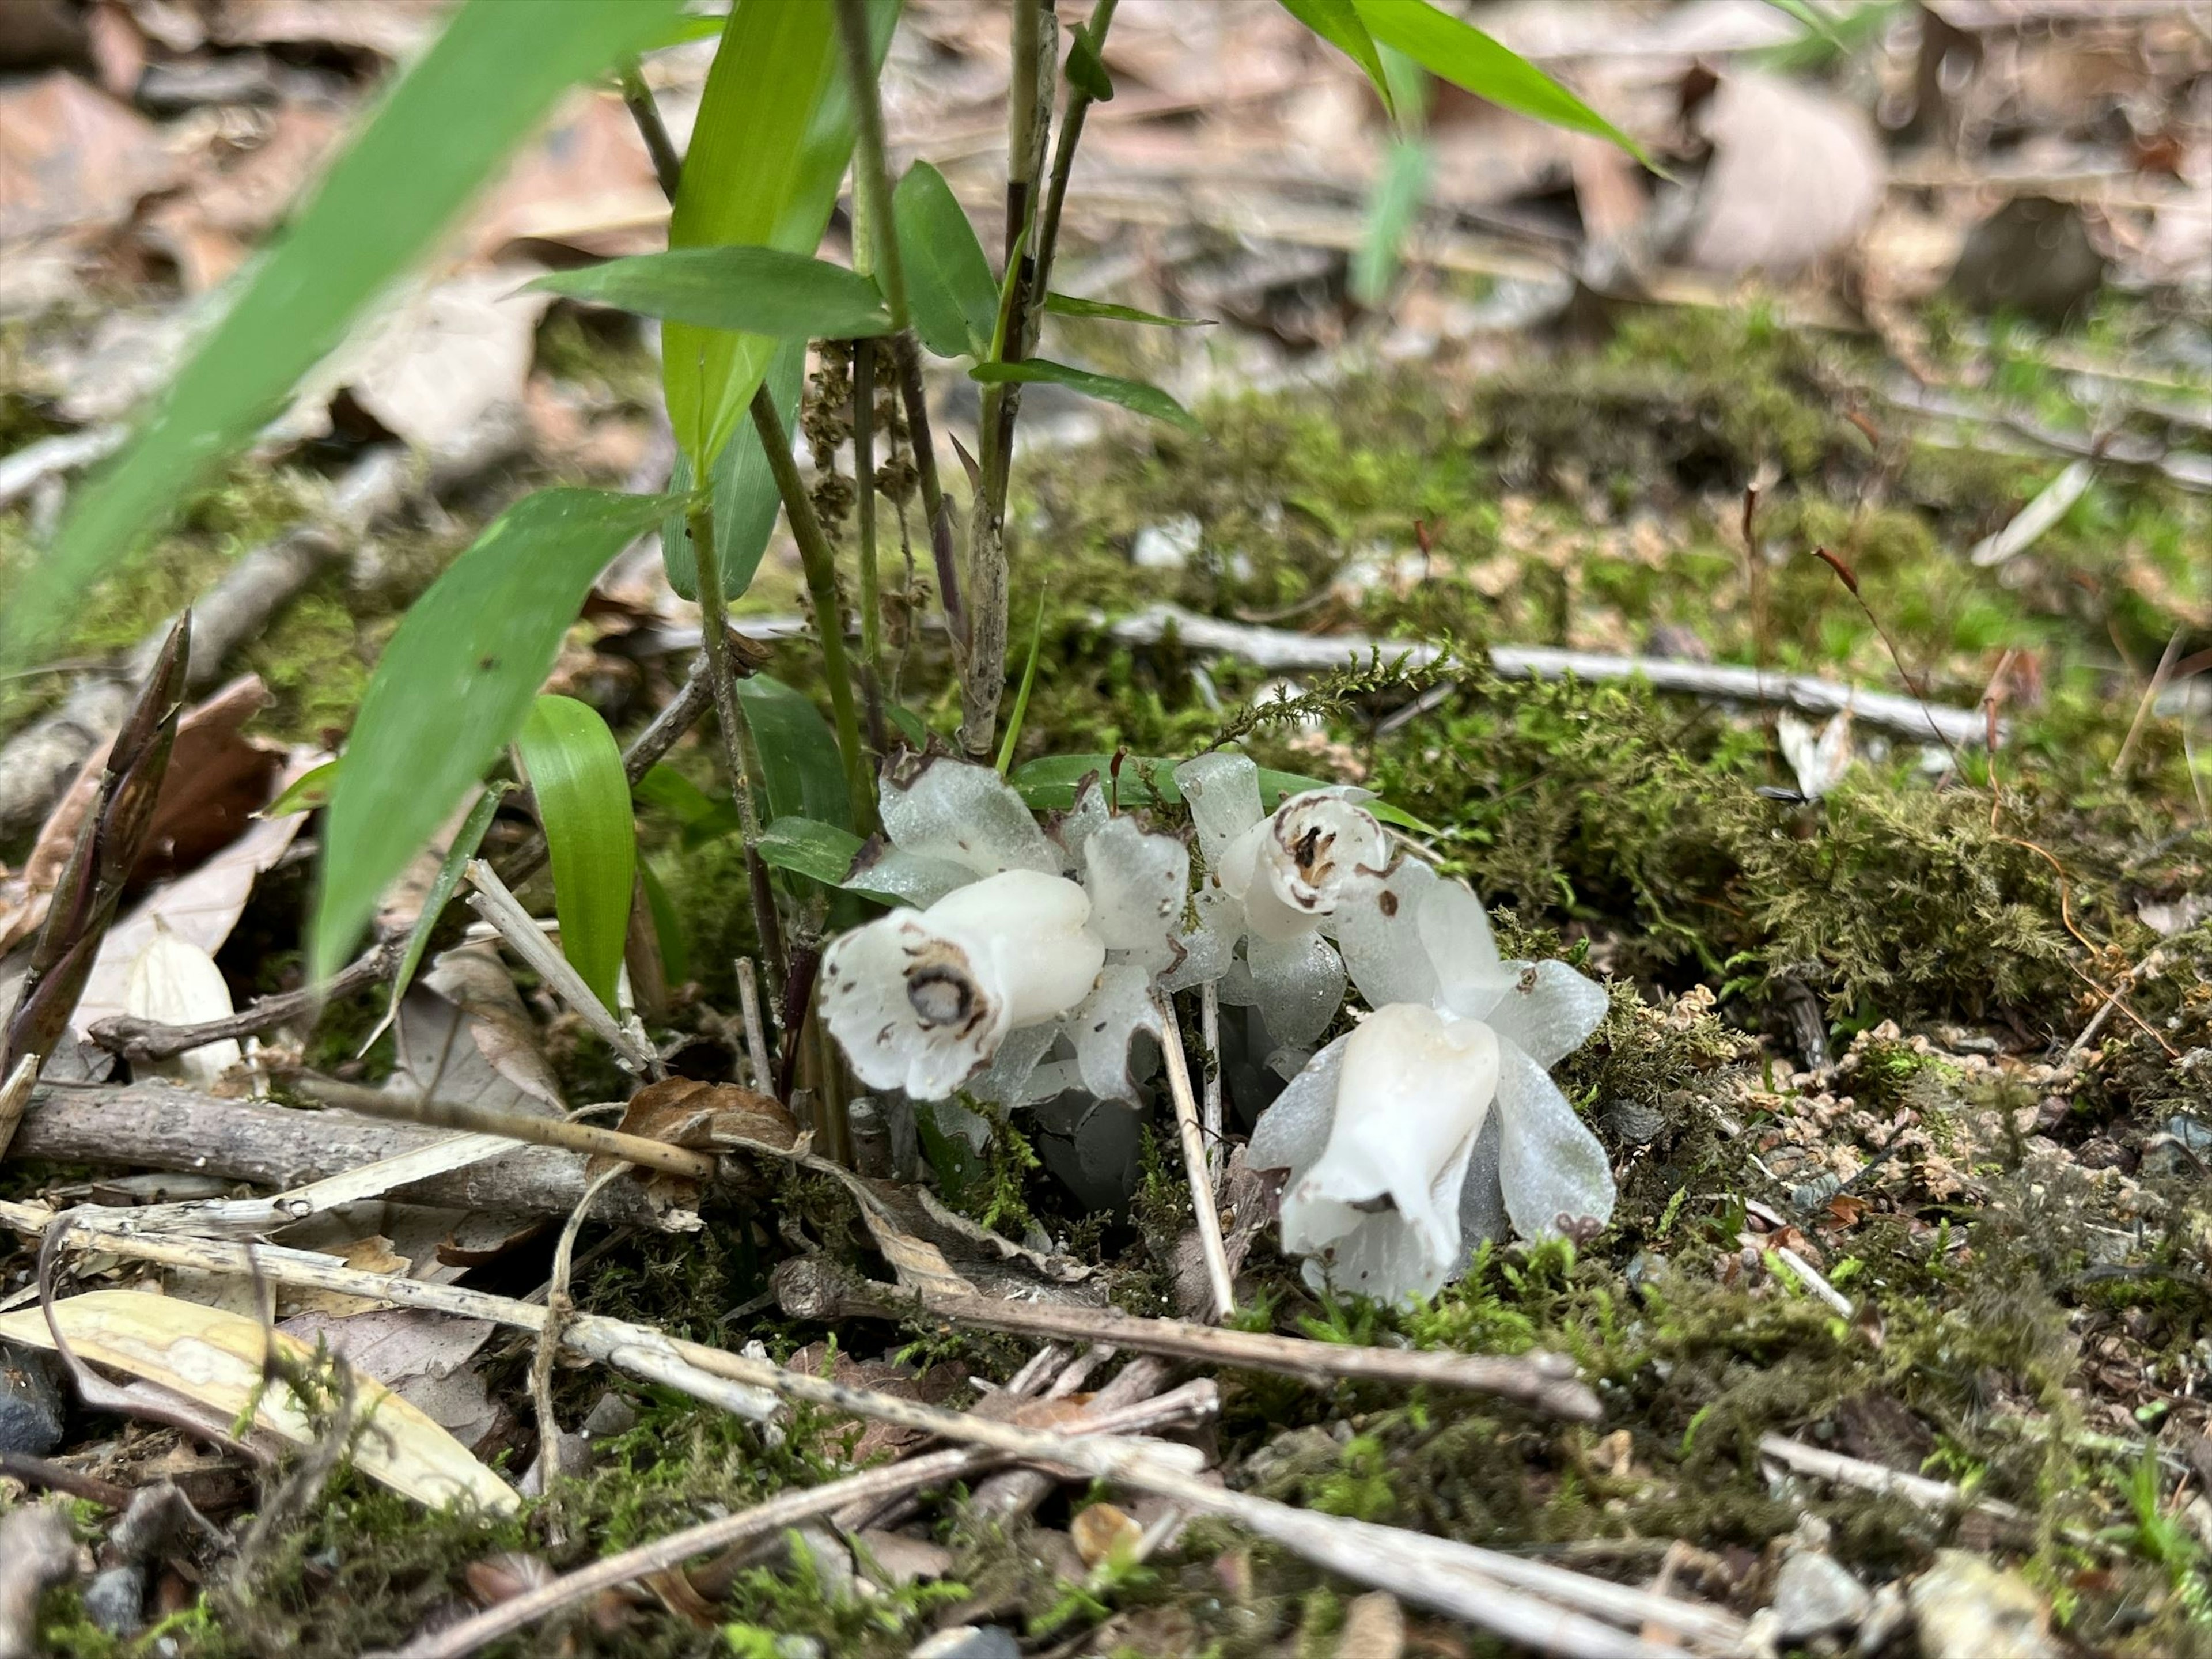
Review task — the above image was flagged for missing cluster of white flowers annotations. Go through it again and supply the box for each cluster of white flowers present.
[819,752,1613,1304]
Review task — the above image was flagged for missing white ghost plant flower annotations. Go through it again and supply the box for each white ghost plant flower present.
[822,758,1188,1104]
[1164,752,1388,1046]
[1248,862,1614,1304]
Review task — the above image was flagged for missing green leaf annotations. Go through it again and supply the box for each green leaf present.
[995,591,1047,775]
[1,0,682,669]
[662,0,897,468]
[639,858,690,985]
[261,759,340,818]
[757,816,865,888]
[1278,0,1394,118]
[758,816,915,906]
[1065,24,1115,101]
[892,160,998,359]
[312,488,671,983]
[517,694,636,1013]
[531,247,891,338]
[1044,293,1210,328]
[1353,134,1434,306]
[634,763,741,849]
[887,706,930,749]
[733,674,854,831]
[659,335,806,602]
[359,781,512,1056]
[1008,752,1433,831]
[968,359,1199,433]
[1349,0,1647,164]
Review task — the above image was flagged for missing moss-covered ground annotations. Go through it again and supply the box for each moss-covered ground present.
[10,296,2212,1656]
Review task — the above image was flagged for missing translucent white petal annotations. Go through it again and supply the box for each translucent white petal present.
[1419,879,1513,1021]
[1051,774,1113,874]
[1246,1032,1350,1176]
[1246,929,1346,1047]
[1458,1108,1507,1248]
[880,757,1058,877]
[1071,962,1165,1102]
[1495,1039,1616,1241]
[1173,751,1264,869]
[1278,1006,1495,1299]
[1297,1210,1456,1306]
[847,845,975,909]
[820,914,1009,1099]
[1484,959,1609,1069]
[1162,885,1241,991]
[1081,816,1190,970]
[1336,857,1442,1010]
[968,1021,1060,1107]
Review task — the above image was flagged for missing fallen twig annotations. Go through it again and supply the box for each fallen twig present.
[464,861,658,1077]
[1757,1433,2024,1521]
[0,1056,38,1164]
[10,1082,693,1230]
[1156,992,1235,1321]
[1112,603,1993,747]
[772,1258,1603,1420]
[283,1074,717,1183]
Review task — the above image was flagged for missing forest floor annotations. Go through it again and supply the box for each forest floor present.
[3,282,2210,1658]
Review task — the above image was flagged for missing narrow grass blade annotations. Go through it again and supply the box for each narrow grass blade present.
[312,488,670,983]
[995,591,1048,775]
[2,0,681,668]
[517,694,636,1013]
[358,782,510,1057]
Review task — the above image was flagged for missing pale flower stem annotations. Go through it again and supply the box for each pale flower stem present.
[734,956,772,1094]
[1156,990,1236,1323]
[1199,979,1224,1192]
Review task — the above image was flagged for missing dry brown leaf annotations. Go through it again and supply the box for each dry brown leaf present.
[139,104,346,291]
[0,71,178,244]
[418,945,566,1114]
[210,0,442,58]
[1072,1502,1143,1569]
[279,1235,410,1318]
[0,675,279,956]
[467,90,668,262]
[280,1306,502,1452]
[0,1290,516,1513]
[1683,71,1884,275]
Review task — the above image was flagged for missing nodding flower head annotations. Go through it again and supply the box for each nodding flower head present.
[821,868,1104,1100]
[1249,865,1615,1304]
[1165,752,1387,1047]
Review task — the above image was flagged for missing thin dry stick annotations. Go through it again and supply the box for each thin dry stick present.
[2115,624,2187,774]
[733,956,772,1093]
[1155,992,1235,1323]
[904,1287,1600,1421]
[464,861,658,1075]
[533,1166,625,1494]
[12,1206,1728,1658]
[1758,1433,2024,1521]
[1199,979,1224,1190]
[285,1074,715,1184]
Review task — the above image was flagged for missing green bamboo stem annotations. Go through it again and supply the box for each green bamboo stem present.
[749,387,873,831]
